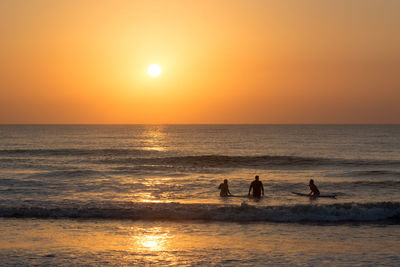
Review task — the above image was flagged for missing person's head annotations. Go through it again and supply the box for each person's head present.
[309,179,314,185]
[224,179,228,184]
[255,175,259,181]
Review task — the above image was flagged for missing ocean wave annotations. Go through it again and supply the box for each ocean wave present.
[2,150,400,169]
[344,170,400,178]
[28,169,107,179]
[0,148,156,157]
[350,180,400,187]
[1,201,399,223]
[100,155,400,169]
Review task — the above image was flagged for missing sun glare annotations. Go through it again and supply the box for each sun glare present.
[147,64,162,77]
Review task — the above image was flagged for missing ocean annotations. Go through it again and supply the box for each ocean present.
[0,125,399,266]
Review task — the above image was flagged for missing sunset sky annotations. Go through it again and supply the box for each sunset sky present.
[1,0,399,124]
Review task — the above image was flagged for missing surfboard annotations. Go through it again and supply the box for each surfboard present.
[292,192,336,198]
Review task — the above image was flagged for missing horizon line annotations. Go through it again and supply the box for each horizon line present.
[1,123,399,126]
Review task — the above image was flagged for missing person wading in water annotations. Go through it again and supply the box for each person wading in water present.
[218,179,232,197]
[248,175,264,198]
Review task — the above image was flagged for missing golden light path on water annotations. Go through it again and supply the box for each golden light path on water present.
[141,126,167,152]
[2,219,399,265]
[131,227,170,252]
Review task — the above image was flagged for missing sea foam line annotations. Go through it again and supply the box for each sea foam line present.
[1,202,399,223]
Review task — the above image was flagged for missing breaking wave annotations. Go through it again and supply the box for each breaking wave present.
[1,201,399,223]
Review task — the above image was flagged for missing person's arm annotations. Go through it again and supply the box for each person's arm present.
[227,188,232,196]
[248,183,252,195]
[218,184,222,189]
[315,185,320,195]
[309,185,318,195]
[261,182,264,196]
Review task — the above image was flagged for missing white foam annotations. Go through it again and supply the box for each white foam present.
[0,201,399,223]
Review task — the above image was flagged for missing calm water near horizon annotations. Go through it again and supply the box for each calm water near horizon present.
[1,125,399,265]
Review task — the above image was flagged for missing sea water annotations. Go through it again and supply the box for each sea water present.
[0,125,399,265]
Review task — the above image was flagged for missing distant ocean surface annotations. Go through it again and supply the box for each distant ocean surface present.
[1,125,399,265]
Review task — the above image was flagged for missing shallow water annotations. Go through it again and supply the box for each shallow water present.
[0,125,399,265]
[1,219,399,266]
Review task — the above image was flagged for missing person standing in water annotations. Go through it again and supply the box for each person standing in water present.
[248,175,264,198]
[308,179,320,196]
[218,179,232,197]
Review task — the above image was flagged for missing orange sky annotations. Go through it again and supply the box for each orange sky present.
[1,0,399,124]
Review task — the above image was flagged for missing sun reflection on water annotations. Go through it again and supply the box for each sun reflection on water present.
[131,227,171,252]
[140,235,165,251]
[142,126,167,152]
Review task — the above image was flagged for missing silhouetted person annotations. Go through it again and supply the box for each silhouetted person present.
[218,179,232,197]
[248,175,264,198]
[308,179,320,196]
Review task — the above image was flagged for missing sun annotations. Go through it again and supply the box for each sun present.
[147,64,162,77]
